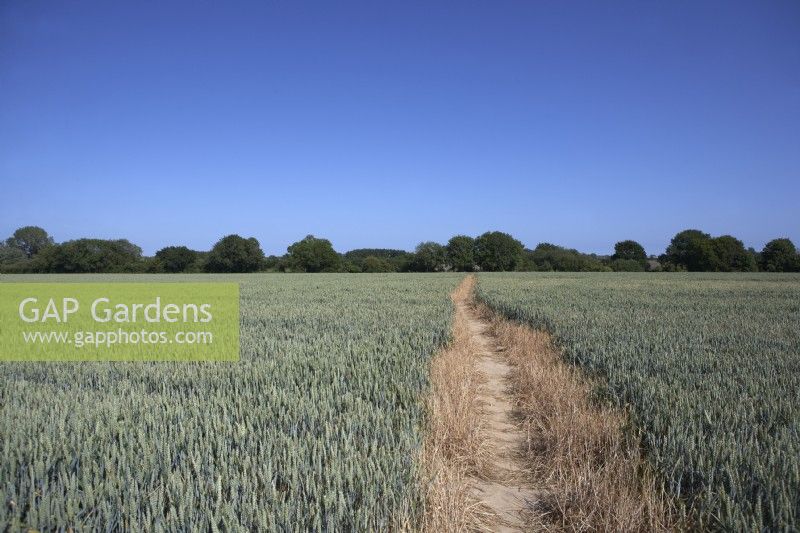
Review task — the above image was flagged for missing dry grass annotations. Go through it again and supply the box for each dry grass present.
[479,304,683,532]
[421,276,682,532]
[420,277,495,531]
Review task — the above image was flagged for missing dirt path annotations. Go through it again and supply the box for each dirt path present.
[454,285,537,532]
[425,277,676,532]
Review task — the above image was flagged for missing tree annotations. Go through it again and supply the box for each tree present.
[712,235,757,272]
[526,243,609,272]
[41,239,143,273]
[362,255,394,273]
[286,235,341,272]
[613,240,647,267]
[411,242,447,272]
[343,249,411,272]
[446,235,475,271]
[205,234,265,273]
[340,260,362,273]
[6,226,54,258]
[474,231,524,271]
[263,255,284,271]
[0,242,27,272]
[661,229,718,271]
[611,258,645,272]
[155,246,200,273]
[760,238,799,272]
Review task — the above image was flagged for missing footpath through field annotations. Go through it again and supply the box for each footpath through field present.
[456,278,536,531]
[436,276,679,532]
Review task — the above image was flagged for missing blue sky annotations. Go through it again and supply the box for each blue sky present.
[1,1,798,256]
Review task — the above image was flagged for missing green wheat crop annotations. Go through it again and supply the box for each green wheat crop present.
[476,272,800,531]
[0,273,460,531]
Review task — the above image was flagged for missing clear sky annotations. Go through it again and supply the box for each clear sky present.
[1,1,798,257]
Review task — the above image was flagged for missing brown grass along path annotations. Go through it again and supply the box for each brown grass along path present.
[422,276,679,532]
[422,275,535,531]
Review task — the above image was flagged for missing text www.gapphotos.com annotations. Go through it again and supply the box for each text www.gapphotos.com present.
[22,329,214,348]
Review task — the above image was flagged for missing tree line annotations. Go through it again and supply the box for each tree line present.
[1,226,798,274]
